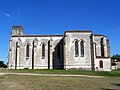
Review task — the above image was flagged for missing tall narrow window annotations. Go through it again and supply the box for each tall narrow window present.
[15,42,18,69]
[106,39,110,57]
[95,44,96,56]
[26,44,29,57]
[80,40,84,57]
[57,44,61,59]
[42,44,45,59]
[99,60,103,68]
[75,40,79,57]
[101,38,104,57]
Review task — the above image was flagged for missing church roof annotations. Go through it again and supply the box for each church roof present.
[94,34,106,37]
[12,34,64,37]
[64,30,92,34]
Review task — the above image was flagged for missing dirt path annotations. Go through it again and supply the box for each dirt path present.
[0,73,105,78]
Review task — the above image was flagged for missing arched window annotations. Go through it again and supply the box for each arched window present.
[99,60,103,68]
[80,40,84,57]
[75,40,79,57]
[101,38,105,57]
[57,44,61,59]
[26,44,29,57]
[42,44,45,59]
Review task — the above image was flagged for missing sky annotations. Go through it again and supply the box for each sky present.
[0,0,120,63]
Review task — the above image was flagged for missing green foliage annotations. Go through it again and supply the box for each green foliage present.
[111,54,120,61]
[0,61,7,68]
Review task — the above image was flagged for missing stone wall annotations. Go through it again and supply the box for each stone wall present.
[95,57,111,71]
[8,26,111,71]
[8,36,63,69]
[64,31,92,70]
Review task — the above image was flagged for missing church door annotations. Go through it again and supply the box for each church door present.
[99,60,103,68]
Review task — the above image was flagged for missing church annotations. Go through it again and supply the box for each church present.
[8,26,111,71]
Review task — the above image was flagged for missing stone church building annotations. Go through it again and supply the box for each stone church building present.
[8,26,111,71]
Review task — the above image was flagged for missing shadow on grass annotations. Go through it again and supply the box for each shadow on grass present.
[101,83,120,90]
[113,83,120,87]
[101,88,117,90]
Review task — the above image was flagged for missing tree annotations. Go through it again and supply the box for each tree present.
[0,61,6,68]
[111,54,120,62]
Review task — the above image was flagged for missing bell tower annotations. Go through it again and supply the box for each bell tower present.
[12,25,23,36]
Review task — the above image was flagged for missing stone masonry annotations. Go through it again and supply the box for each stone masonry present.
[8,26,111,71]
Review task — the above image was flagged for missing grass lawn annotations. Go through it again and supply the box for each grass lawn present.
[0,69,120,77]
[0,75,120,90]
[0,69,120,90]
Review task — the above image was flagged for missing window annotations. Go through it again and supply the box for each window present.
[26,44,29,57]
[80,40,84,57]
[95,44,97,56]
[75,40,79,57]
[101,38,104,57]
[57,44,61,59]
[42,44,45,59]
[15,42,18,69]
[99,60,103,68]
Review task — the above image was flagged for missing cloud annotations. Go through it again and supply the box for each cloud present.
[111,28,120,33]
[5,13,10,17]
[107,26,120,36]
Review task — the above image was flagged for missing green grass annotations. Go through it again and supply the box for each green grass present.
[0,75,120,90]
[0,69,120,90]
[0,69,120,77]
